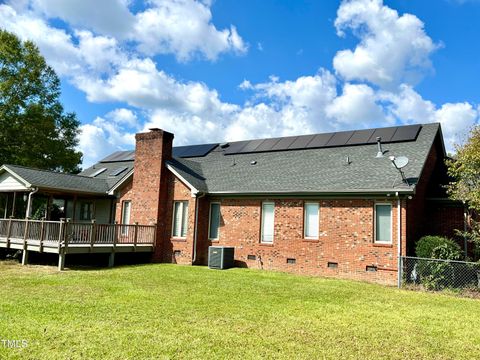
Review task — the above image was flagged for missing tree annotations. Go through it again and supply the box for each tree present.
[0,29,82,173]
[447,125,480,255]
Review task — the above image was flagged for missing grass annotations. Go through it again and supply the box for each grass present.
[0,261,480,359]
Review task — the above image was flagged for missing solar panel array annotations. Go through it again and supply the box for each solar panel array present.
[100,144,218,162]
[100,150,135,163]
[224,125,422,155]
[172,143,218,158]
[98,125,422,160]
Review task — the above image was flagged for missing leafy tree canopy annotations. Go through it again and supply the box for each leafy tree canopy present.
[0,29,82,173]
[447,125,480,211]
[447,125,480,255]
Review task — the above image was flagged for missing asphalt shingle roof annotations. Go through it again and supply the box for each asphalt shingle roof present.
[3,165,109,194]
[0,123,443,196]
[79,160,134,190]
[167,123,442,194]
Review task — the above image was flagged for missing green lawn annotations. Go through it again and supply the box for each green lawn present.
[0,261,479,359]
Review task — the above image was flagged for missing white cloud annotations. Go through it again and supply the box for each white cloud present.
[105,108,139,128]
[31,0,135,37]
[333,0,438,88]
[78,115,136,167]
[326,83,387,127]
[1,0,478,166]
[379,85,478,151]
[133,0,247,61]
[5,0,247,63]
[434,103,478,151]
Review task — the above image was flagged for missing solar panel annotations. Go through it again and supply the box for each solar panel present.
[390,124,422,142]
[224,141,250,155]
[346,129,375,145]
[288,135,316,149]
[238,139,267,153]
[173,144,217,158]
[109,167,128,177]
[326,131,355,147]
[254,138,281,152]
[270,136,297,151]
[367,127,397,143]
[100,150,135,163]
[306,133,335,149]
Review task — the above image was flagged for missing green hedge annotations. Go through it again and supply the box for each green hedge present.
[415,236,462,260]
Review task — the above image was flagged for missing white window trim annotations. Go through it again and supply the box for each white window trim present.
[374,202,393,244]
[172,201,189,239]
[304,202,319,240]
[208,202,221,241]
[260,201,275,244]
[121,200,131,236]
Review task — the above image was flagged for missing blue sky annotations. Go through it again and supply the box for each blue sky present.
[1,0,479,167]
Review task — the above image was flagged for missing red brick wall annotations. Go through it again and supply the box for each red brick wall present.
[406,135,465,254]
[161,174,197,265]
[114,180,133,224]
[193,198,407,285]
[130,129,173,226]
[114,129,174,261]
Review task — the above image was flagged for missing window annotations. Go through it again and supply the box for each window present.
[208,203,221,240]
[304,202,319,239]
[172,201,189,238]
[374,203,392,243]
[80,202,93,221]
[261,202,275,243]
[121,201,131,235]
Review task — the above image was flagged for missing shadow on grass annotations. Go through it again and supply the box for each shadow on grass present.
[0,249,153,271]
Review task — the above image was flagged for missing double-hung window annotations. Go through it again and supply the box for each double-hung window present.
[80,202,93,221]
[261,202,275,243]
[208,203,221,240]
[121,201,131,235]
[374,203,392,244]
[304,203,319,239]
[172,201,189,238]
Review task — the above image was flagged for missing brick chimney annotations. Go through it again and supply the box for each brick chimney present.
[130,128,174,252]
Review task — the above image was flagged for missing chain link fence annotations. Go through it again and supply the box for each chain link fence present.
[400,256,480,292]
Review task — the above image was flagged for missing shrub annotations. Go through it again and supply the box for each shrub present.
[415,236,464,291]
[416,236,462,260]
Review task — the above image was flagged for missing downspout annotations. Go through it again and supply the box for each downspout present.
[397,196,402,288]
[192,192,206,264]
[25,188,39,219]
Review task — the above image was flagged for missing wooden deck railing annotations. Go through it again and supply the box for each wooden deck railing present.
[0,218,157,247]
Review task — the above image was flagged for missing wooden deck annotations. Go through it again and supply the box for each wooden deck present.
[0,218,156,270]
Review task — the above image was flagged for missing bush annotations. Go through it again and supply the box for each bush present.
[414,236,464,291]
[416,236,462,260]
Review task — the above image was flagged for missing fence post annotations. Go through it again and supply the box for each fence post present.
[108,221,118,268]
[89,219,96,252]
[398,256,403,289]
[133,222,138,252]
[21,218,30,266]
[39,217,45,253]
[6,216,12,249]
[58,218,65,252]
[58,219,70,271]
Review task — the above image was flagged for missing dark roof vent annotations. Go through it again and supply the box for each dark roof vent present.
[220,143,230,149]
[250,160,257,165]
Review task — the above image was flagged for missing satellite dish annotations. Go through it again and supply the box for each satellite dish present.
[390,156,409,169]
[389,155,410,185]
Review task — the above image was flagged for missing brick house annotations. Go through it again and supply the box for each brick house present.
[0,123,464,283]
